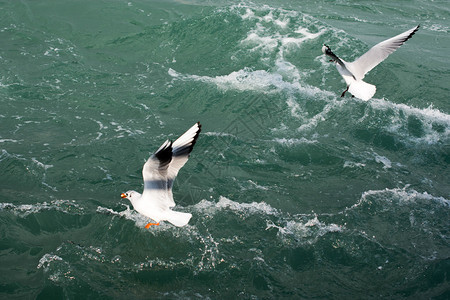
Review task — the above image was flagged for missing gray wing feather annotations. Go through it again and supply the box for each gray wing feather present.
[142,139,172,191]
[347,25,419,80]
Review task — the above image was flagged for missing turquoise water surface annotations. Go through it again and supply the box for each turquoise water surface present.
[1,0,449,298]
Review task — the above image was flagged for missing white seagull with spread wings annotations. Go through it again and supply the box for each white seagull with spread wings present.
[121,122,201,228]
[322,25,419,100]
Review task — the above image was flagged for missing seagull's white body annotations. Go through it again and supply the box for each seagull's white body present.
[322,25,419,100]
[121,122,201,228]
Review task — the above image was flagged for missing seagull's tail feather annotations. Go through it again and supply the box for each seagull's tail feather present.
[164,210,192,227]
[348,80,376,101]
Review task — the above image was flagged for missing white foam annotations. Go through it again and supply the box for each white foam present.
[0,138,19,143]
[0,149,24,162]
[204,131,237,138]
[44,47,61,57]
[286,97,304,119]
[37,254,63,271]
[31,158,53,170]
[266,216,342,245]
[169,67,332,103]
[374,153,392,169]
[98,166,113,181]
[297,99,346,132]
[169,67,278,93]
[168,4,334,110]
[245,180,269,191]
[234,4,326,57]
[96,205,172,231]
[343,161,366,168]
[37,252,75,282]
[368,98,450,145]
[98,205,223,273]
[426,24,449,33]
[167,68,180,78]
[94,119,107,130]
[193,230,220,272]
[273,137,317,146]
[282,27,326,47]
[130,227,221,274]
[232,4,298,25]
[351,187,450,210]
[240,31,279,54]
[193,196,278,217]
[240,7,255,20]
[109,121,145,138]
[1,200,84,217]
[193,196,344,247]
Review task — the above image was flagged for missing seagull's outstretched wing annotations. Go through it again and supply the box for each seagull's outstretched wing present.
[167,122,202,195]
[141,122,201,207]
[347,25,419,81]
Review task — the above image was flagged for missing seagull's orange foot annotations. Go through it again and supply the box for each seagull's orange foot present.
[145,222,160,229]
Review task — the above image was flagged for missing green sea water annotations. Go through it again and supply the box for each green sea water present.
[1,0,449,298]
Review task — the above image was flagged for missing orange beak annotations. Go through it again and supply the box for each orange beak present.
[121,193,127,199]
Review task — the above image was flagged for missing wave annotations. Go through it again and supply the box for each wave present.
[96,204,155,230]
[273,137,318,146]
[193,196,279,216]
[0,199,84,217]
[0,138,19,143]
[168,3,335,113]
[95,195,343,250]
[344,186,449,260]
[350,186,450,210]
[169,66,332,99]
[0,149,58,191]
[28,185,448,287]
[365,98,450,145]
[193,196,343,246]
[266,216,342,245]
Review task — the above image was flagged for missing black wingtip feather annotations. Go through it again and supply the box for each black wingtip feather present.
[404,25,420,43]
[172,122,202,157]
[154,140,173,168]
[391,25,419,48]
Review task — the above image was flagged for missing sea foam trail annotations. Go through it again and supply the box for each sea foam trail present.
[193,196,279,216]
[366,98,450,144]
[350,186,450,209]
[193,196,343,246]
[90,187,449,278]
[96,205,156,230]
[343,186,450,260]
[0,199,84,217]
[98,195,343,248]
[168,67,332,100]
[169,4,334,104]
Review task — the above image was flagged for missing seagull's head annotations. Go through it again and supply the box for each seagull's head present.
[322,44,331,55]
[121,190,140,203]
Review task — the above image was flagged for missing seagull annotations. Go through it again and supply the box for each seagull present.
[322,25,419,100]
[121,122,201,228]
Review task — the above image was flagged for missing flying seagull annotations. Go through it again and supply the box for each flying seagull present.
[121,122,201,228]
[322,25,419,100]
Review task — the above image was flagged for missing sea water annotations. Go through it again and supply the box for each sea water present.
[0,0,449,298]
